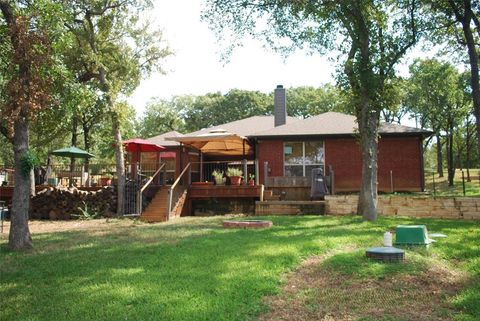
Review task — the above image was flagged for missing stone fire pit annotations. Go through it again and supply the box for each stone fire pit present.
[223,220,273,229]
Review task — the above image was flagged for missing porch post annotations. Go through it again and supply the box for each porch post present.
[242,159,247,185]
[80,165,84,187]
[255,160,259,185]
[156,151,161,185]
[264,161,269,188]
[200,152,204,182]
[87,167,91,187]
[331,169,335,195]
[163,164,167,185]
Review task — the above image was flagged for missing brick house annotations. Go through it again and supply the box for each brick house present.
[161,86,429,192]
[138,85,430,220]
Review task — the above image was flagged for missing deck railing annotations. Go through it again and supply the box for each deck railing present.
[136,163,166,215]
[123,162,166,215]
[10,162,166,188]
[194,160,258,185]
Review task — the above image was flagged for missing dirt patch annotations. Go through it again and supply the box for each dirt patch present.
[0,218,147,237]
[0,214,243,237]
[259,252,466,321]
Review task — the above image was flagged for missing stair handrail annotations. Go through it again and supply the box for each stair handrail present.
[168,162,191,219]
[140,163,165,193]
[136,163,165,215]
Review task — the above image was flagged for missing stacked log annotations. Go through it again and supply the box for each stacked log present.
[30,186,117,220]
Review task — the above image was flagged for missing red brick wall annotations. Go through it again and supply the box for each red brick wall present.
[257,136,424,192]
[378,137,423,192]
[256,140,284,184]
[325,138,363,191]
[325,136,423,192]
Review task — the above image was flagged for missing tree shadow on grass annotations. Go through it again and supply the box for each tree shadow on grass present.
[0,215,478,321]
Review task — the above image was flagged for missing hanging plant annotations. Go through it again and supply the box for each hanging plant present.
[20,150,39,178]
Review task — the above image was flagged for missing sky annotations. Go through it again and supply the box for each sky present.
[128,0,435,119]
[128,1,336,115]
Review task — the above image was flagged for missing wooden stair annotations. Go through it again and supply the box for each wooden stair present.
[170,190,188,218]
[263,189,281,201]
[140,187,169,222]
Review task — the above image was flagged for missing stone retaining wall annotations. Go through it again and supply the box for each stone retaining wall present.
[325,195,480,220]
[255,201,325,215]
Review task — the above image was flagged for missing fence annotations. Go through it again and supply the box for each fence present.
[0,167,14,186]
[425,169,480,197]
[195,160,257,185]
[6,161,165,188]
[1,162,167,216]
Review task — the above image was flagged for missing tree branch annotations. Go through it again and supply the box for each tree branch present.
[344,42,359,92]
[78,71,101,83]
[447,0,464,21]
[86,0,129,16]
[385,0,418,76]
[0,0,14,25]
[469,3,480,38]
[0,123,12,142]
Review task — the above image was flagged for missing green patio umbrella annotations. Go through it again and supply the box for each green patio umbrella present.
[51,146,95,159]
[50,146,94,187]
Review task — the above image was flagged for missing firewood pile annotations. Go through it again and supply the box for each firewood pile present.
[30,186,117,220]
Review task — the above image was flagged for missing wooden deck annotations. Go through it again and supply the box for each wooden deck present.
[188,184,264,199]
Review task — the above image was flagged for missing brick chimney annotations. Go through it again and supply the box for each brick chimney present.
[274,85,286,127]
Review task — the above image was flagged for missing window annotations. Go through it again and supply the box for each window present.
[284,141,324,178]
[163,158,176,183]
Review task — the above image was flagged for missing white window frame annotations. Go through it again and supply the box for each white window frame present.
[283,141,325,177]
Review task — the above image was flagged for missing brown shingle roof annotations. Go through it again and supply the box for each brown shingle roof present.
[156,113,429,144]
[184,115,299,137]
[146,130,184,147]
[251,112,431,137]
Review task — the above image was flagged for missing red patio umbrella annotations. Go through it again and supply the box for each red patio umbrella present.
[123,139,166,181]
[123,138,165,152]
[159,151,176,158]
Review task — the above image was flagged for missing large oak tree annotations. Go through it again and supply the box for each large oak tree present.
[0,0,59,249]
[61,0,171,214]
[406,59,471,186]
[425,0,480,158]
[203,0,423,220]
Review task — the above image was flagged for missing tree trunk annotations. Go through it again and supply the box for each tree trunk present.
[9,111,33,250]
[83,124,90,186]
[458,3,480,163]
[466,117,472,181]
[357,108,379,221]
[436,135,444,177]
[96,65,125,215]
[30,169,35,196]
[446,124,455,187]
[70,115,78,187]
[3,0,32,250]
[111,110,125,215]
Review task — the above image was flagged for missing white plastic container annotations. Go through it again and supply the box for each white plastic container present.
[384,231,393,247]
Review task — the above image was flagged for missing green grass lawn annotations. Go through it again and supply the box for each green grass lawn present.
[1,216,479,321]
[424,169,480,196]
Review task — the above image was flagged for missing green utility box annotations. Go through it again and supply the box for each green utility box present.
[395,225,433,245]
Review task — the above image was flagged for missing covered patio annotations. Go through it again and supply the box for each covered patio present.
[165,129,263,214]
[166,129,259,185]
